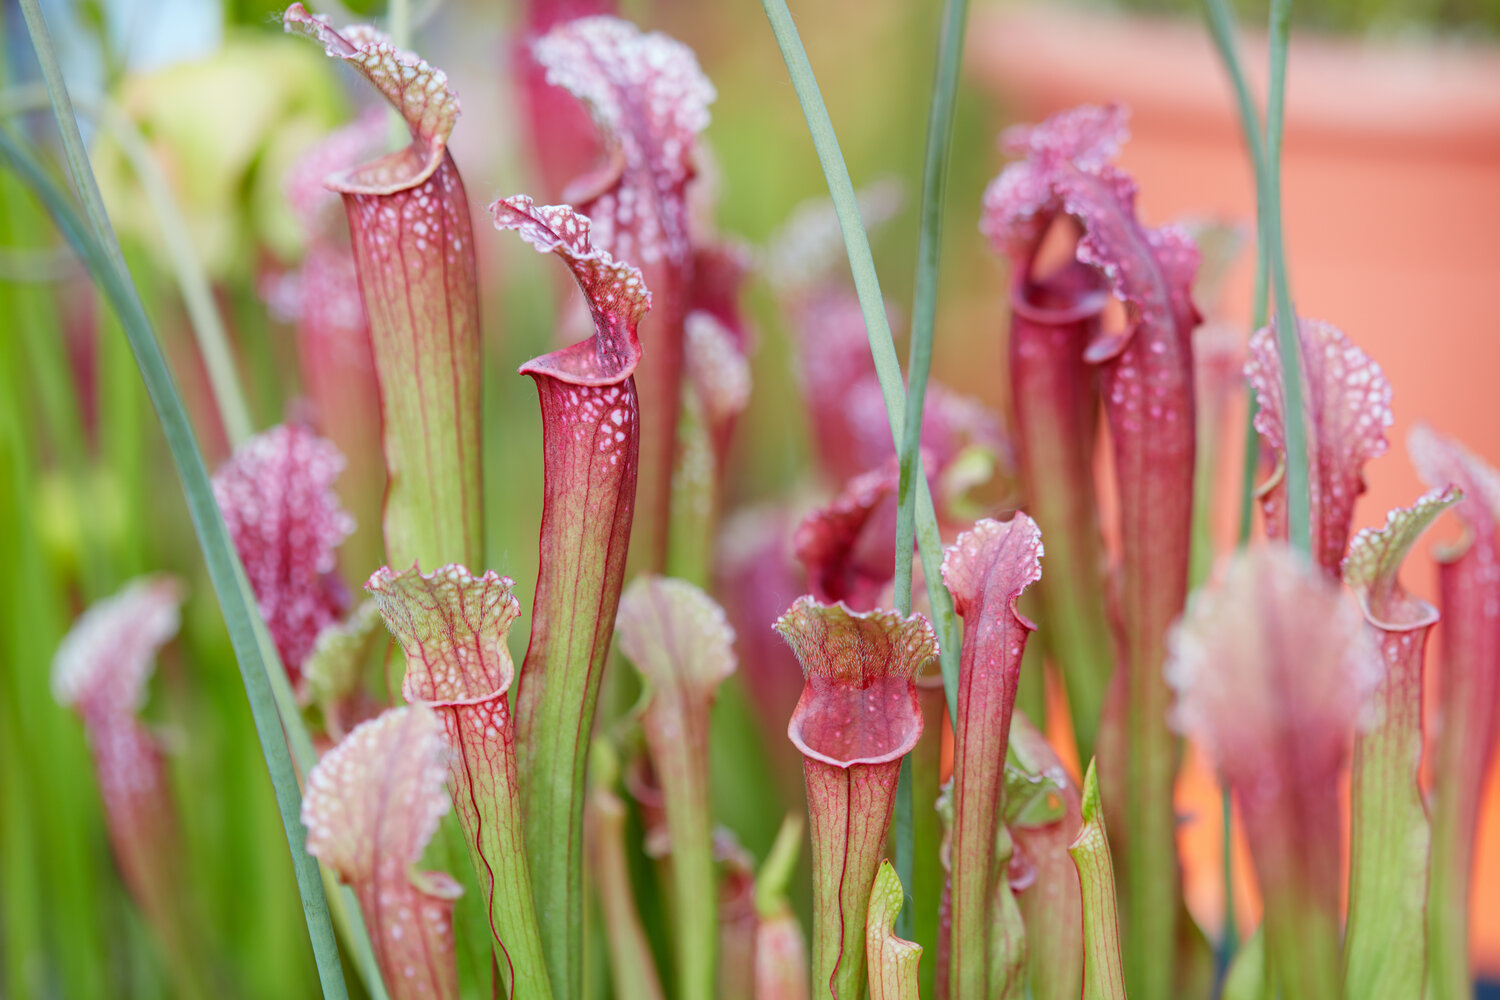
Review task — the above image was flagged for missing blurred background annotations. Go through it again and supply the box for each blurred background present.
[2,0,1498,995]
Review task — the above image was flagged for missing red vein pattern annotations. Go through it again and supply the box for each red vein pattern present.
[866,861,922,1000]
[939,515,1044,998]
[533,16,714,568]
[491,195,647,998]
[1068,762,1127,1000]
[285,4,482,570]
[777,598,934,1000]
[303,706,461,1000]
[366,565,551,1000]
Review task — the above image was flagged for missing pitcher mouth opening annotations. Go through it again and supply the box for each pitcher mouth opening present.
[1010,216,1111,324]
[787,673,924,769]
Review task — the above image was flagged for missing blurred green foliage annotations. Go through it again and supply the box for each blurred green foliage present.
[4,0,1007,996]
[91,34,348,281]
[10,0,1500,995]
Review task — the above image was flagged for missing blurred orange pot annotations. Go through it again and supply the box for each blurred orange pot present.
[967,2,1500,974]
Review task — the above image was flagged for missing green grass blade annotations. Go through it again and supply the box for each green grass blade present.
[1263,0,1310,555]
[1204,0,1308,555]
[16,0,123,274]
[1201,0,1272,543]
[255,589,391,1000]
[893,0,969,616]
[0,45,386,1000]
[0,128,350,1000]
[893,755,915,940]
[757,0,962,730]
[889,0,970,946]
[1201,0,1312,967]
[1201,0,1260,963]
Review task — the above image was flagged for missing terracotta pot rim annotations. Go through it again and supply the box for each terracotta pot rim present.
[966,3,1500,160]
